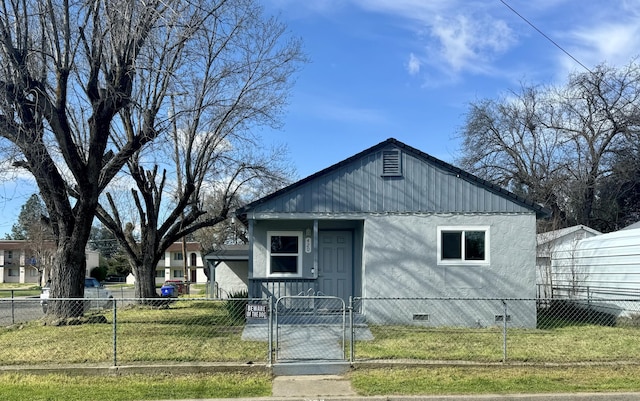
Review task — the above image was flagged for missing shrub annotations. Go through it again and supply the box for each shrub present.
[225,290,248,323]
[90,266,108,282]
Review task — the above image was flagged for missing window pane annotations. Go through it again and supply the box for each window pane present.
[271,236,298,254]
[271,256,298,273]
[465,231,485,260]
[441,232,462,259]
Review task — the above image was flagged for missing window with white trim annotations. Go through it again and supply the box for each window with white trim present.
[437,226,490,265]
[268,231,302,276]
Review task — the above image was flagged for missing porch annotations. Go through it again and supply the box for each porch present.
[248,277,318,299]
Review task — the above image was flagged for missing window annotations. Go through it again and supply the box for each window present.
[8,269,18,277]
[437,226,489,265]
[173,252,183,261]
[190,253,197,267]
[6,251,12,259]
[267,231,302,276]
[173,270,184,278]
[155,270,165,278]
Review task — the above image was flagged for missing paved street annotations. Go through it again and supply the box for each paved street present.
[0,297,42,326]
[0,285,136,327]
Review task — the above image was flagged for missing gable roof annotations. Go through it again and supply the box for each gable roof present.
[238,138,550,220]
[537,225,601,246]
[204,244,249,262]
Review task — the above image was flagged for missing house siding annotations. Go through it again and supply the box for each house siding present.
[245,147,534,216]
[362,213,537,327]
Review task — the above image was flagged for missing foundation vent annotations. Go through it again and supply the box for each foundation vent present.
[495,315,511,323]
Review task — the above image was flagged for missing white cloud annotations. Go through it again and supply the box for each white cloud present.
[428,14,515,75]
[353,0,518,77]
[407,53,420,75]
[571,24,640,66]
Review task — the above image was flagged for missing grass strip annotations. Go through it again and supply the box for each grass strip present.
[350,366,640,396]
[0,372,271,401]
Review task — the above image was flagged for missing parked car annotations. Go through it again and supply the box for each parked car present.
[40,277,114,313]
[160,280,189,297]
[105,274,126,283]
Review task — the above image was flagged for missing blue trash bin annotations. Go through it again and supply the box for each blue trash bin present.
[161,284,175,297]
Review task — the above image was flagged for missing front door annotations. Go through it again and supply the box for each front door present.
[318,231,353,302]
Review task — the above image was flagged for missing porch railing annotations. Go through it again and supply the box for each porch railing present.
[248,277,317,299]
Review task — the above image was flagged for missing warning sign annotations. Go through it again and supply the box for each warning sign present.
[245,304,267,319]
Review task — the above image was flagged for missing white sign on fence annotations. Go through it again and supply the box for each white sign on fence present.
[246,304,267,319]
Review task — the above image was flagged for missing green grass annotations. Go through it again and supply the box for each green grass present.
[350,366,640,395]
[0,372,271,401]
[356,324,640,363]
[2,302,640,398]
[0,301,264,365]
[0,283,41,298]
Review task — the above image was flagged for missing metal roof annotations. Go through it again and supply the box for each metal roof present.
[204,244,249,261]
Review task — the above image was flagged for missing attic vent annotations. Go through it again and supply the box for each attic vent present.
[382,149,402,176]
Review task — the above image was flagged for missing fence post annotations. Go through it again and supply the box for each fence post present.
[10,290,15,325]
[267,296,273,366]
[349,296,354,363]
[112,298,117,367]
[502,299,508,363]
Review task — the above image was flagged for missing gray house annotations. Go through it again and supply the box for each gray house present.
[237,138,548,327]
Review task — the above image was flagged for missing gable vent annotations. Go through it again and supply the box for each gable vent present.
[382,149,402,176]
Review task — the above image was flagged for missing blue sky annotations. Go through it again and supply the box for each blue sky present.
[1,0,640,236]
[263,0,640,178]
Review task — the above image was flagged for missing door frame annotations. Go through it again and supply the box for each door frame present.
[317,229,355,302]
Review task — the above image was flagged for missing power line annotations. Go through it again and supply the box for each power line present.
[499,0,594,75]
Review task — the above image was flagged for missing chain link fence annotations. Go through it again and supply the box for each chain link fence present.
[2,294,640,367]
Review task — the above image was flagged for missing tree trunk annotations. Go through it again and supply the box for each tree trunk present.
[134,253,161,299]
[46,238,88,319]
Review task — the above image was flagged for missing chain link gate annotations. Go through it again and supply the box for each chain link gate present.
[274,294,347,362]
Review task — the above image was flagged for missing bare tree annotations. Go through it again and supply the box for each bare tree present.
[458,62,640,232]
[458,84,569,229]
[0,0,241,318]
[554,62,640,227]
[94,0,303,298]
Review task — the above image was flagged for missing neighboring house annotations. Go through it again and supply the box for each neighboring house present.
[536,225,601,298]
[0,240,99,285]
[549,227,640,302]
[236,138,548,327]
[126,241,207,285]
[204,244,249,298]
